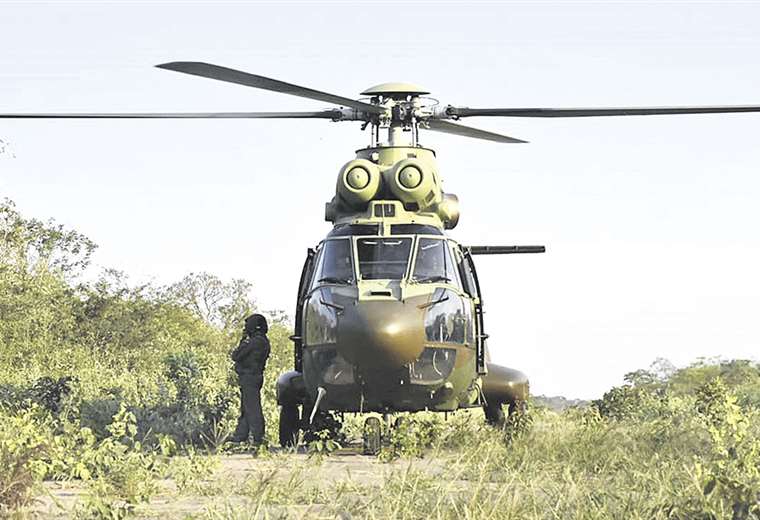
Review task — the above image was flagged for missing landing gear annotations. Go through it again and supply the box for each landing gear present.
[279,404,300,447]
[280,401,345,448]
[484,400,528,429]
[483,401,506,428]
[508,399,527,416]
[362,416,382,455]
[302,408,344,444]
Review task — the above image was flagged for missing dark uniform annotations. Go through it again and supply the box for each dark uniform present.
[230,314,271,444]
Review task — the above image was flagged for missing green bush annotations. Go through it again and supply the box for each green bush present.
[0,407,48,513]
[379,414,449,461]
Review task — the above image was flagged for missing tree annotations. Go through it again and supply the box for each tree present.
[163,272,256,333]
[0,198,96,278]
[0,199,94,352]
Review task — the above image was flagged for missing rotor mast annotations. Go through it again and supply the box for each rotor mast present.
[370,110,419,148]
[360,82,430,148]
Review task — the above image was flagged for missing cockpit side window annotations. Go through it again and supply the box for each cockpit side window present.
[357,238,412,280]
[412,238,459,286]
[312,239,354,288]
[457,247,480,299]
[447,241,464,290]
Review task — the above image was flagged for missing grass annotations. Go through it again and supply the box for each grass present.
[5,379,760,519]
[187,397,759,520]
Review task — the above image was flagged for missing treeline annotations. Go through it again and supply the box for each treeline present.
[0,197,294,442]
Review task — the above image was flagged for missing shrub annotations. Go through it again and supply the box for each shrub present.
[379,414,444,461]
[689,379,760,519]
[593,384,649,420]
[0,407,46,513]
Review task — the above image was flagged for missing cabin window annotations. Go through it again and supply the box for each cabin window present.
[356,238,412,280]
[423,289,469,345]
[457,248,480,299]
[312,239,354,287]
[304,288,339,345]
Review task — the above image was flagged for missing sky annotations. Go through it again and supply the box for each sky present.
[1,1,759,399]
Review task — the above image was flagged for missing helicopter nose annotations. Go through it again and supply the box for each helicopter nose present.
[337,300,426,369]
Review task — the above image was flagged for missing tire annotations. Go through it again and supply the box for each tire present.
[483,402,506,428]
[508,399,527,416]
[279,404,300,447]
[363,416,382,455]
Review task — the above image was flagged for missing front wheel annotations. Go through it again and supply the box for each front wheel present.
[279,404,300,447]
[363,416,382,455]
[483,401,506,428]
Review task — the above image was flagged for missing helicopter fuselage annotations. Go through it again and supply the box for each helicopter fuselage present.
[299,225,483,413]
[277,141,538,420]
[277,200,533,415]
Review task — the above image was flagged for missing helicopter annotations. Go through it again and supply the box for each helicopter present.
[4,62,760,450]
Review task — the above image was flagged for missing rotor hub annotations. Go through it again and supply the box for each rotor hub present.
[361,82,430,98]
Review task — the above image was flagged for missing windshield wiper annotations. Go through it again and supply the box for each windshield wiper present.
[318,276,352,285]
[415,275,451,284]
[418,294,450,309]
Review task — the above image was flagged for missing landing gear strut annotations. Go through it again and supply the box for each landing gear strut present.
[484,401,506,428]
[484,399,526,429]
[362,416,382,455]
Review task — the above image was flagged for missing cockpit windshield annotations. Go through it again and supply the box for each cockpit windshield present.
[357,238,412,280]
[412,238,456,283]
[314,239,354,285]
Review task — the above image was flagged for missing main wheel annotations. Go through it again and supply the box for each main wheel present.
[363,416,382,455]
[301,409,344,445]
[279,404,300,447]
[483,401,506,428]
[508,399,527,416]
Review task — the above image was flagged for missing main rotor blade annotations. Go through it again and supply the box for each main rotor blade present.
[426,119,527,143]
[157,62,385,115]
[448,105,760,118]
[0,110,342,119]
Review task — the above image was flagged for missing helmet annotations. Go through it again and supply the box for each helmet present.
[244,313,268,334]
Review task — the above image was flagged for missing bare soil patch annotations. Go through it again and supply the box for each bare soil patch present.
[29,447,443,519]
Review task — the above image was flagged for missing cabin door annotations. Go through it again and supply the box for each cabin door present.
[292,248,316,372]
[460,248,488,375]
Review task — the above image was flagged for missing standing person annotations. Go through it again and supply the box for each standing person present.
[230,313,271,444]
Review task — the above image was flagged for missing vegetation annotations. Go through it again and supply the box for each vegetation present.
[0,198,291,514]
[1,197,759,518]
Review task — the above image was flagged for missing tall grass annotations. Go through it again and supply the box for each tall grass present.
[197,378,760,520]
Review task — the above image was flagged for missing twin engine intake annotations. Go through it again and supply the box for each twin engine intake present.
[330,155,460,229]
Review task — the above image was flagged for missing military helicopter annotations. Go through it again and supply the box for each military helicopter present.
[4,62,760,449]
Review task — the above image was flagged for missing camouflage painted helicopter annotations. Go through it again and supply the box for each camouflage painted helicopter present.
[4,63,760,449]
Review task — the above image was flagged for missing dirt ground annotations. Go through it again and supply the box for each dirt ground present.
[29,447,445,519]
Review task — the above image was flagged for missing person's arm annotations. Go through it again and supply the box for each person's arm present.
[249,335,270,366]
[262,337,271,363]
[231,337,253,362]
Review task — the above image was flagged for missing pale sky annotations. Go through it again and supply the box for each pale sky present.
[2,1,759,398]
